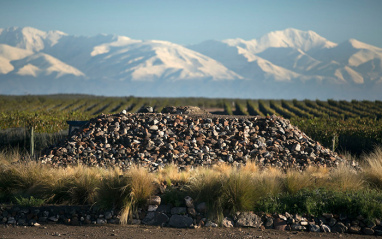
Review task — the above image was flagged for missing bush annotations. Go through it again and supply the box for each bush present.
[256,189,382,220]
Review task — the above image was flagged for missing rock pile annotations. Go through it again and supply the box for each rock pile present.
[40,111,344,170]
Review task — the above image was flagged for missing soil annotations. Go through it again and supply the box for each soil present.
[0,224,375,239]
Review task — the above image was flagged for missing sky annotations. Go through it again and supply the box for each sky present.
[1,0,382,47]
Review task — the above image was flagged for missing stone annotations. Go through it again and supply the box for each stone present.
[148,196,161,206]
[375,229,382,236]
[322,213,333,219]
[184,196,194,208]
[292,143,301,152]
[332,222,347,233]
[348,226,361,234]
[97,218,107,224]
[108,218,119,224]
[274,218,287,231]
[196,202,207,214]
[362,227,375,235]
[16,218,26,226]
[171,207,187,215]
[105,211,113,220]
[300,221,308,226]
[187,208,197,217]
[310,224,321,232]
[205,221,218,227]
[168,215,193,228]
[142,212,169,226]
[33,222,41,227]
[156,204,171,214]
[328,217,337,227]
[222,217,234,228]
[235,212,262,228]
[291,223,306,231]
[48,216,59,222]
[148,205,158,212]
[264,216,274,229]
[7,217,16,224]
[321,224,331,232]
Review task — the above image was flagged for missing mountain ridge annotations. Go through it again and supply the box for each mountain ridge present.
[0,26,381,100]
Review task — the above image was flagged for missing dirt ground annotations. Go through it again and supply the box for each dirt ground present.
[0,224,377,239]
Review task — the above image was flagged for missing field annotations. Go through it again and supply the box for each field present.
[1,94,381,155]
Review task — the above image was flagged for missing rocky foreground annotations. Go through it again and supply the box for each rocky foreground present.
[40,107,344,170]
[1,196,380,235]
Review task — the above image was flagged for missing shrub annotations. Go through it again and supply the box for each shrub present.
[222,171,256,213]
[14,196,45,207]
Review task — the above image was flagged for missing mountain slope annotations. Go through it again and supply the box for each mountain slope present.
[0,26,381,99]
[0,44,34,74]
[45,35,244,82]
[0,26,66,52]
[10,52,85,78]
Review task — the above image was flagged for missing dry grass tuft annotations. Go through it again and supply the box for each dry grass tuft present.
[155,163,191,186]
[328,163,365,191]
[128,166,155,207]
[362,146,382,190]
[252,167,284,198]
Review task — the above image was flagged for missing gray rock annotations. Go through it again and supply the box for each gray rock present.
[157,204,171,214]
[328,217,337,227]
[142,212,169,226]
[222,217,234,228]
[274,217,287,231]
[310,224,321,232]
[148,205,158,212]
[321,224,331,232]
[348,226,361,234]
[291,223,306,231]
[362,227,375,235]
[17,218,27,226]
[196,202,207,214]
[205,221,218,227]
[105,211,113,220]
[171,207,187,215]
[264,216,274,229]
[7,217,16,224]
[184,196,194,208]
[235,212,262,228]
[108,218,119,224]
[148,196,161,206]
[187,207,197,217]
[331,222,347,233]
[97,218,107,224]
[168,215,193,228]
[48,216,58,222]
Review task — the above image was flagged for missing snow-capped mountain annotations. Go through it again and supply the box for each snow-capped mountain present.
[0,26,381,99]
[189,28,382,89]
[0,27,66,52]
[47,35,243,82]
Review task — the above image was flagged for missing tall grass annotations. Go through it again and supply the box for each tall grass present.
[362,147,382,187]
[2,147,382,222]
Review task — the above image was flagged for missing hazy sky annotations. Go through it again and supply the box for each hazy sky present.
[1,0,382,47]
